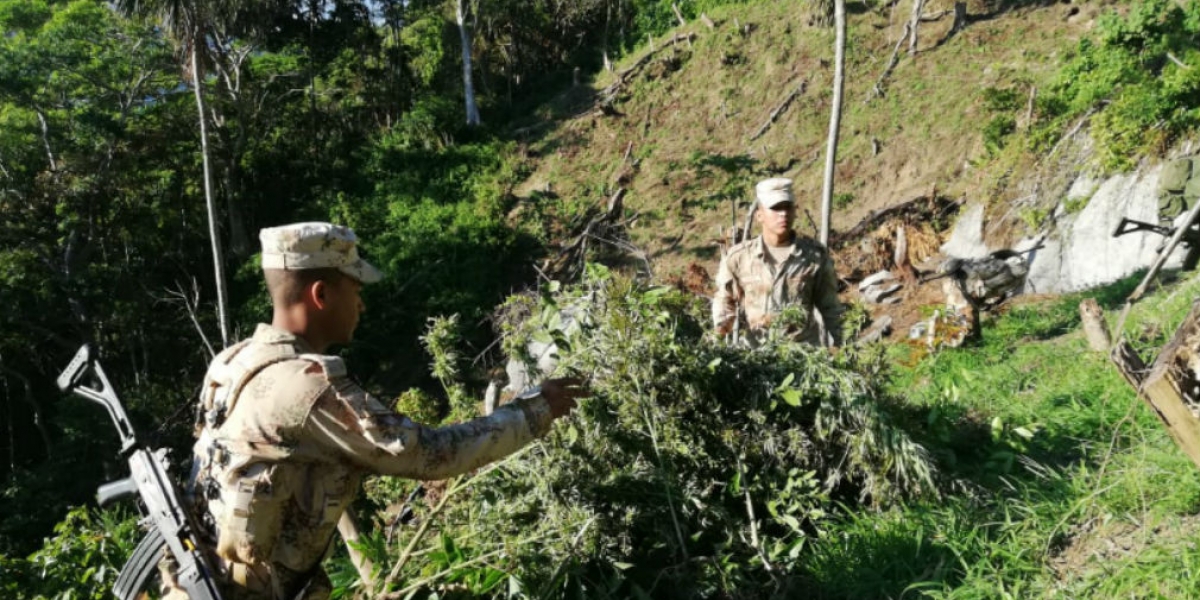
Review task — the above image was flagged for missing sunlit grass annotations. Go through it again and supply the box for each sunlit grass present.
[805,271,1200,598]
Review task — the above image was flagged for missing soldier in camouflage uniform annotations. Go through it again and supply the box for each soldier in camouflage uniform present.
[172,222,585,599]
[713,179,842,347]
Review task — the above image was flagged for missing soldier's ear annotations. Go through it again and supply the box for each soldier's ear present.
[308,280,329,310]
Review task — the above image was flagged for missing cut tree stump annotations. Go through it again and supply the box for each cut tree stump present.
[1080,298,1111,352]
[1111,299,1200,471]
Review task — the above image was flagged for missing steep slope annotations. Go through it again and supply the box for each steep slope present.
[513,0,1100,283]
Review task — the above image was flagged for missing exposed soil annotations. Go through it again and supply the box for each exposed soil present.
[1048,512,1200,591]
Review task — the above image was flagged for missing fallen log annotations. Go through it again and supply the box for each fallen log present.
[749,81,806,141]
[598,32,697,107]
[1111,299,1200,471]
[866,21,911,102]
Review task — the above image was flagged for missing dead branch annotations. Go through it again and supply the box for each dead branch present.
[907,0,926,55]
[672,3,687,26]
[742,202,758,242]
[541,187,644,280]
[1109,340,1148,391]
[163,278,216,359]
[598,32,697,108]
[0,364,53,460]
[701,13,716,29]
[919,9,951,20]
[1168,52,1191,70]
[866,22,911,102]
[1112,300,1200,471]
[1025,85,1037,127]
[1045,105,1099,161]
[749,81,806,141]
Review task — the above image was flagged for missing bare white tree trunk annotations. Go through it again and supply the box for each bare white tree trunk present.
[456,0,481,126]
[192,40,231,347]
[819,0,846,245]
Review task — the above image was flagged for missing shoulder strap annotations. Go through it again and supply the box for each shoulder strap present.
[297,353,347,380]
[221,354,305,423]
[201,341,304,429]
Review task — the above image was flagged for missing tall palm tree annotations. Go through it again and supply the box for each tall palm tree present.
[115,0,231,349]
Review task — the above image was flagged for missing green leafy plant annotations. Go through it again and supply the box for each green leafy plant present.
[17,507,141,600]
[376,268,937,598]
[983,115,1017,155]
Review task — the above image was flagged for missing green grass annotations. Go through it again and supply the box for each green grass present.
[799,271,1200,598]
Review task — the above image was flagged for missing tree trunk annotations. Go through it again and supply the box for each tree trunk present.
[192,41,231,348]
[819,0,846,245]
[456,0,481,126]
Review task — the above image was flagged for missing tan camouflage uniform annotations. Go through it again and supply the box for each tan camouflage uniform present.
[189,324,553,599]
[713,235,841,346]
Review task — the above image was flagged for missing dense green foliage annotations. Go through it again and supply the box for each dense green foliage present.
[360,269,936,598]
[1035,0,1200,170]
[0,0,763,581]
[9,0,1200,597]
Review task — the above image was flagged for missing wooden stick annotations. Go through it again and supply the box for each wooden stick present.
[866,22,911,102]
[749,81,806,141]
[338,508,377,589]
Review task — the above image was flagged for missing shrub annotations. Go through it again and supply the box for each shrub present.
[374,268,937,598]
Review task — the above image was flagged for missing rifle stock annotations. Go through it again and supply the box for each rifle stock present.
[57,344,224,600]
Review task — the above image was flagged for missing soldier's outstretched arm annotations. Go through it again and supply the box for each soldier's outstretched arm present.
[302,377,584,480]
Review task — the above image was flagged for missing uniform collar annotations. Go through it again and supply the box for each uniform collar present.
[754,234,800,258]
[252,323,316,353]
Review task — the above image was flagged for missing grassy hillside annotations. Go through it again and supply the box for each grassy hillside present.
[807,271,1200,598]
[513,0,1100,280]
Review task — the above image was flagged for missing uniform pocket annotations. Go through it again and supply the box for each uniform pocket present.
[215,463,283,565]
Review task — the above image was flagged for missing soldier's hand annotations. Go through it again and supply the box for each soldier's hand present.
[540,377,589,419]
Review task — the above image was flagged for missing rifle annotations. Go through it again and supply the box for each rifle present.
[1112,217,1200,271]
[57,344,224,600]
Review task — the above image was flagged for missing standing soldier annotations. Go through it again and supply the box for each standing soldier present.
[170,222,586,599]
[713,178,842,346]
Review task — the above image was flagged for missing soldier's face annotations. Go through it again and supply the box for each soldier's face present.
[757,202,795,237]
[326,275,364,344]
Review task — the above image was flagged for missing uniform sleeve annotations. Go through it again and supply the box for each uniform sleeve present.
[813,251,842,346]
[713,254,741,334]
[301,377,554,480]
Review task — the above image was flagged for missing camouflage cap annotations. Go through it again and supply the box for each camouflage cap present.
[756,178,794,209]
[259,222,382,284]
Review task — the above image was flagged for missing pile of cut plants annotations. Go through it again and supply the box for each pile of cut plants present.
[353,266,939,599]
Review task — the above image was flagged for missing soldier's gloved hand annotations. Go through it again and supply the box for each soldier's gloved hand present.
[539,377,589,419]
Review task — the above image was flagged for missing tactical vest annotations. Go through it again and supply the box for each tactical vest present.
[190,334,349,597]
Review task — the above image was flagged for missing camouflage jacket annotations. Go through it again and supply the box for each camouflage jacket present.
[190,324,553,599]
[712,235,842,346]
